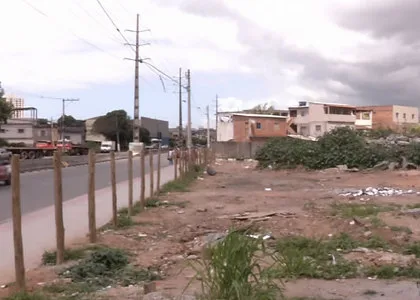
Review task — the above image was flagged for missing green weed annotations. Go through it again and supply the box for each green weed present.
[3,293,49,300]
[403,242,420,258]
[331,203,395,218]
[390,226,412,234]
[41,245,105,266]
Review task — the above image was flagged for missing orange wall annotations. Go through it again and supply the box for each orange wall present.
[232,115,287,142]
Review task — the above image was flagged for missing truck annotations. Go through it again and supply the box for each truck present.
[4,140,89,159]
[100,141,116,153]
[0,149,11,185]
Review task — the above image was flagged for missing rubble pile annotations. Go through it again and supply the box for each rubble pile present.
[339,187,417,197]
[367,134,420,146]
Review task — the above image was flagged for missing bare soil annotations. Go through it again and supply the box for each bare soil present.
[4,161,420,299]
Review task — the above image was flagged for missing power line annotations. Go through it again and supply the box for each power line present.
[95,0,135,53]
[21,0,119,60]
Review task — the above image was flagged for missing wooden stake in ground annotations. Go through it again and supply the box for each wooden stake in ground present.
[53,151,65,264]
[88,149,96,243]
[149,150,154,197]
[140,146,146,207]
[128,151,133,216]
[110,151,117,227]
[174,155,178,179]
[156,147,161,194]
[11,154,25,291]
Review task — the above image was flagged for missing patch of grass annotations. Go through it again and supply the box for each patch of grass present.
[390,226,412,234]
[364,235,390,249]
[3,293,49,300]
[117,201,142,216]
[59,247,157,294]
[188,230,284,300]
[365,265,420,279]
[363,289,378,295]
[43,281,95,296]
[41,245,105,266]
[331,203,395,218]
[406,203,420,209]
[145,197,189,209]
[159,166,203,194]
[370,216,386,228]
[273,235,358,280]
[403,242,420,258]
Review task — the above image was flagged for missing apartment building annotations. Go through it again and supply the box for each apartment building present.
[5,94,25,118]
[217,112,287,142]
[356,105,419,130]
[288,101,356,137]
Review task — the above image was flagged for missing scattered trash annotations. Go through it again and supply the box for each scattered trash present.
[328,233,333,237]
[248,234,274,240]
[228,211,295,221]
[349,220,355,225]
[264,188,272,191]
[1,284,7,289]
[197,177,204,180]
[138,233,148,238]
[339,187,415,197]
[329,254,337,265]
[196,208,208,212]
[177,210,185,214]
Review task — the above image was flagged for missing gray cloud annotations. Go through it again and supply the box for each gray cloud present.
[176,0,420,107]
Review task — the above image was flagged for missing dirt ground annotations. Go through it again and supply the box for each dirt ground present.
[4,160,420,299]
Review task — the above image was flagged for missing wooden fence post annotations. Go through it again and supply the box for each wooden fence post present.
[149,150,154,197]
[156,147,161,194]
[174,155,178,180]
[88,149,96,243]
[110,151,117,227]
[128,151,133,216]
[140,146,146,207]
[53,151,65,264]
[11,154,25,291]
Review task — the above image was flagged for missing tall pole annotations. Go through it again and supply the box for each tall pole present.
[178,67,183,146]
[133,13,140,143]
[206,105,210,149]
[215,94,218,142]
[61,98,79,143]
[186,69,192,149]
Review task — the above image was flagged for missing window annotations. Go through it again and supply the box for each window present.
[274,122,279,130]
[41,130,46,137]
[256,122,262,129]
[18,129,24,133]
[396,112,399,118]
[289,110,297,117]
[412,114,415,120]
[324,107,328,114]
[315,125,321,131]
[362,112,370,120]
[64,135,71,140]
[0,129,5,133]
[300,111,305,117]
[329,106,353,115]
[403,113,406,119]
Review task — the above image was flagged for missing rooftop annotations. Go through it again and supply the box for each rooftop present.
[232,113,287,119]
[289,101,356,109]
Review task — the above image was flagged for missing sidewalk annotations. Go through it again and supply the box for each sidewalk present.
[0,164,176,285]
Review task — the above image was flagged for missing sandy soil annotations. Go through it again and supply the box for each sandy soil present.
[3,160,420,299]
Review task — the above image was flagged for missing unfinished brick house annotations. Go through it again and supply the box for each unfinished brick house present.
[288,101,356,137]
[216,113,287,142]
[356,105,419,130]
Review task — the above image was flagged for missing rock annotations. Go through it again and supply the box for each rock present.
[364,231,372,237]
[187,255,198,260]
[206,166,217,176]
[388,161,399,171]
[144,282,157,294]
[373,161,389,170]
[406,163,418,170]
[336,164,348,171]
[143,292,172,300]
[196,208,208,212]
[347,167,359,172]
[402,208,420,217]
[397,140,410,146]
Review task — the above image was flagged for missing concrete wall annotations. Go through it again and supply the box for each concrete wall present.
[233,115,287,142]
[0,121,35,145]
[392,105,419,124]
[217,113,234,141]
[212,141,267,159]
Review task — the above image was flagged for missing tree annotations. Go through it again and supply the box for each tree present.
[57,115,82,127]
[249,103,275,114]
[0,84,14,126]
[93,110,150,150]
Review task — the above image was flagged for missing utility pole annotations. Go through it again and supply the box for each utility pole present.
[124,14,150,144]
[206,105,210,149]
[215,94,219,142]
[61,98,79,143]
[178,67,183,147]
[186,69,192,149]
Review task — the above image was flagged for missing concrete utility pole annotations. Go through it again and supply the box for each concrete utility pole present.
[61,98,79,142]
[206,105,210,149]
[186,69,192,149]
[215,94,219,142]
[133,13,140,143]
[124,14,150,144]
[178,67,183,146]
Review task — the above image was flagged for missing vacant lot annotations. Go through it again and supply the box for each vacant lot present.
[4,160,420,299]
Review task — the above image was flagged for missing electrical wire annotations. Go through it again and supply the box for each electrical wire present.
[95,0,135,53]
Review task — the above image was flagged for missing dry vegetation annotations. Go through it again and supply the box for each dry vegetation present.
[4,160,420,299]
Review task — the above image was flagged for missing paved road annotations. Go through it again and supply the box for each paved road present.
[0,153,170,223]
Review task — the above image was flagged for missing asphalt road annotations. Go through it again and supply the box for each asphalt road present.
[0,153,170,223]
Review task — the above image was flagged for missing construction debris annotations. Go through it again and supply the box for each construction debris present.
[339,187,416,197]
[227,211,295,221]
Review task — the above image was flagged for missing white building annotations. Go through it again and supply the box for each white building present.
[5,94,25,118]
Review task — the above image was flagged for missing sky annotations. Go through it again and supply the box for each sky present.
[1,0,420,128]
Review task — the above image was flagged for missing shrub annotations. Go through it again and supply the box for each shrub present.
[256,127,393,170]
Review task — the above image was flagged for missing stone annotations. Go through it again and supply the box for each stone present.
[364,231,372,237]
[402,208,420,217]
[336,164,348,171]
[144,282,157,294]
[373,161,389,170]
[196,208,208,212]
[206,166,217,176]
[388,161,399,171]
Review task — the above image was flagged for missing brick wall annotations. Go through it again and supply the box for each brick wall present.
[232,115,287,142]
[357,106,394,129]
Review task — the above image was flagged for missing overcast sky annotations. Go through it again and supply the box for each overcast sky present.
[1,0,419,127]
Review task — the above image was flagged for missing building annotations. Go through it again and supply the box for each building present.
[5,94,25,118]
[356,105,419,130]
[288,101,356,137]
[355,108,373,129]
[140,117,169,145]
[217,112,287,142]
